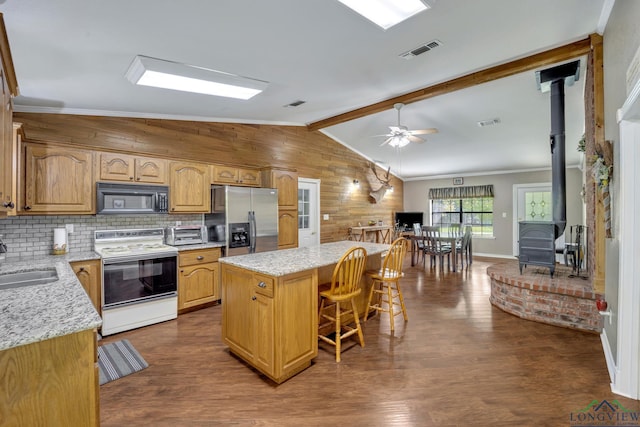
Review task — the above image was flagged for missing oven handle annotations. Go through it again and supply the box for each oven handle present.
[102,291,177,310]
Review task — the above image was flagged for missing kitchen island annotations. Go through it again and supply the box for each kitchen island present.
[0,254,102,426]
[219,241,389,383]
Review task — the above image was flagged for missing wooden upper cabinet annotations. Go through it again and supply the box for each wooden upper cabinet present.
[98,152,167,184]
[211,165,261,187]
[23,143,94,214]
[268,169,298,209]
[0,15,19,216]
[0,69,15,214]
[169,161,210,213]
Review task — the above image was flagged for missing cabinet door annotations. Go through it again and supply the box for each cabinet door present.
[178,262,218,310]
[169,161,210,213]
[271,170,298,209]
[135,156,167,184]
[253,292,274,374]
[70,260,101,315]
[222,265,256,361]
[211,165,239,185]
[98,153,135,182]
[237,168,261,187]
[0,68,14,213]
[24,144,94,213]
[278,209,298,249]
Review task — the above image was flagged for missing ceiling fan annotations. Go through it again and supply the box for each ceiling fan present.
[380,103,438,148]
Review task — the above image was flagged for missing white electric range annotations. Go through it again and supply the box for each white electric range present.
[94,228,178,336]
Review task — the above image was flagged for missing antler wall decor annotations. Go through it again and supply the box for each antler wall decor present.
[369,163,392,203]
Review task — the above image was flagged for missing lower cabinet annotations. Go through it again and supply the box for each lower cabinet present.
[0,329,99,426]
[70,259,102,316]
[178,247,221,312]
[221,263,318,383]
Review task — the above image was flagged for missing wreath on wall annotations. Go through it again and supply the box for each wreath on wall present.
[588,139,613,238]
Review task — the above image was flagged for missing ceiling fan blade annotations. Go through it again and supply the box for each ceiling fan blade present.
[388,126,401,133]
[380,137,393,146]
[409,128,439,135]
[408,135,425,143]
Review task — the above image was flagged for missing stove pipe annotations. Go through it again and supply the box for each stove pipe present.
[536,60,580,239]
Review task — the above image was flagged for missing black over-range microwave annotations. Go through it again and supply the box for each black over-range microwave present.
[96,182,169,214]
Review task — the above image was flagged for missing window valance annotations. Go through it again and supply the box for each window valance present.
[428,184,494,200]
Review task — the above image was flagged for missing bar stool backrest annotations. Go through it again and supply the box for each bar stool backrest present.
[326,246,368,297]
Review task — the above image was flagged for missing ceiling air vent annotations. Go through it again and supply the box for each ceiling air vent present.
[283,100,306,108]
[399,39,442,60]
[477,118,501,127]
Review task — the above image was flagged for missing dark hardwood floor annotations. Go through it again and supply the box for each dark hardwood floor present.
[99,256,639,426]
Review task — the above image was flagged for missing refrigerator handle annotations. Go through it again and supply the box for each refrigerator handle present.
[249,211,257,253]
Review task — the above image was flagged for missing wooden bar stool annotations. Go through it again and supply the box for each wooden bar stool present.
[318,246,368,362]
[364,237,409,331]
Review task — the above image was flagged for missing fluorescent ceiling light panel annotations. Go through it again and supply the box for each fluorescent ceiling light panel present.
[337,0,430,30]
[125,55,268,100]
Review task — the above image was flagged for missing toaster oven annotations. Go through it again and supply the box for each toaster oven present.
[165,225,208,246]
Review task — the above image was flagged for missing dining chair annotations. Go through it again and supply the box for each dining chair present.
[448,223,462,238]
[318,246,368,362]
[422,226,452,271]
[456,226,472,269]
[364,237,409,332]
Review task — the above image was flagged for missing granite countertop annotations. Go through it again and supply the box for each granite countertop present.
[0,252,103,351]
[219,241,389,277]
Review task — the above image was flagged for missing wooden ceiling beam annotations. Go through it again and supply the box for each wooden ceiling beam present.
[307,36,593,132]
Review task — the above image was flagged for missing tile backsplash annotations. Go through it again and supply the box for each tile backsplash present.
[0,214,203,260]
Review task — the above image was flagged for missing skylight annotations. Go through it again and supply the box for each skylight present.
[125,56,269,100]
[337,0,430,30]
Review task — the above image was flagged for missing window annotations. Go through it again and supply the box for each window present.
[428,185,495,237]
[431,197,494,237]
[298,188,310,230]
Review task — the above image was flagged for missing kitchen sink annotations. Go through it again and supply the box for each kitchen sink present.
[0,269,59,290]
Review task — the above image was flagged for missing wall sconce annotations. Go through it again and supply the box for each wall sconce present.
[388,185,394,193]
[352,179,360,187]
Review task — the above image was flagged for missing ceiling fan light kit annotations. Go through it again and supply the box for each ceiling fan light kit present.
[381,102,438,148]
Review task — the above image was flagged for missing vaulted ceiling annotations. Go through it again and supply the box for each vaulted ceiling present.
[0,0,608,179]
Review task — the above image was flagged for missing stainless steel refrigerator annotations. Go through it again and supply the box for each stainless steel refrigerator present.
[205,186,279,256]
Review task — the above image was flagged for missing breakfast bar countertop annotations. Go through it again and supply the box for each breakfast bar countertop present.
[218,240,389,277]
[0,252,103,351]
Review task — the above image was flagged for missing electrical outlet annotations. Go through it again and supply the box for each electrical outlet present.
[176,221,182,226]
[323,214,329,221]
[65,224,74,233]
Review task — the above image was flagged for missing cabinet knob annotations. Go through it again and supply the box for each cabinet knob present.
[196,256,204,260]
[78,267,85,272]
[2,201,14,209]
[129,176,134,180]
[180,269,184,273]
[251,296,257,301]
[23,205,31,210]
[258,281,267,288]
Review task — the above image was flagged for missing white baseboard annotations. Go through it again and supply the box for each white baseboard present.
[600,329,616,386]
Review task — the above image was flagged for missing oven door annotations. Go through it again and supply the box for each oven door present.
[102,252,177,309]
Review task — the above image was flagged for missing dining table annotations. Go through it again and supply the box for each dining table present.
[407,232,472,272]
[349,225,393,244]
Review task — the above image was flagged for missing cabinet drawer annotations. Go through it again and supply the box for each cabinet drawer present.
[179,248,221,266]
[254,274,274,298]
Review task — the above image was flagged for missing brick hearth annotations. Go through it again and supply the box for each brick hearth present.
[487,259,603,333]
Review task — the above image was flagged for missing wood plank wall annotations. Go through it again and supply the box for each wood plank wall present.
[14,113,403,243]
